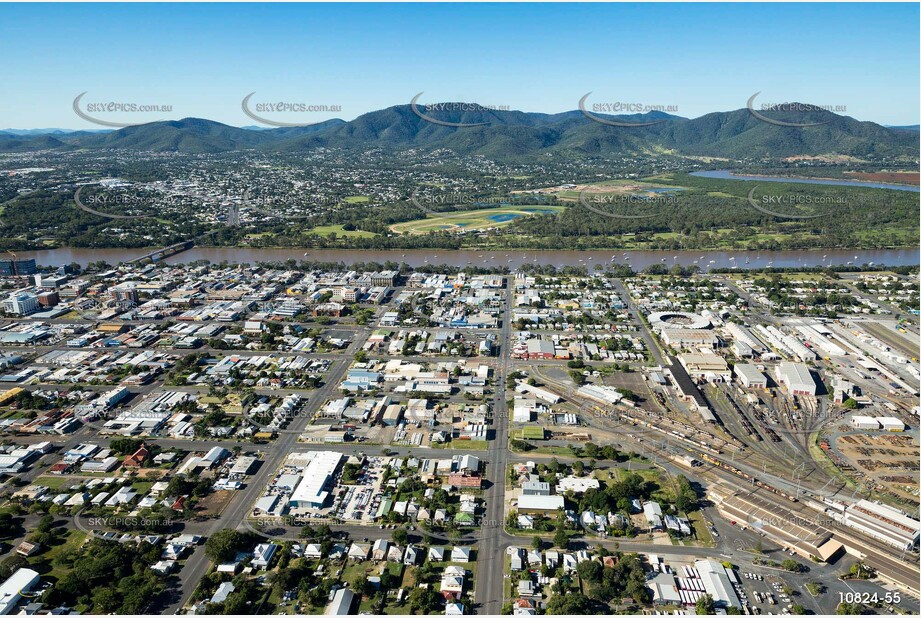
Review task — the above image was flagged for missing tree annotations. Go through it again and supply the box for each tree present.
[781,558,805,573]
[408,585,440,613]
[805,582,826,596]
[0,512,19,540]
[696,594,715,615]
[204,529,250,563]
[392,528,408,546]
[843,397,858,409]
[36,513,55,534]
[352,573,371,596]
[836,602,866,615]
[545,591,591,615]
[553,526,568,549]
[531,536,542,550]
[0,555,28,580]
[379,569,399,589]
[110,437,149,455]
[849,562,873,579]
[576,559,603,583]
[92,587,122,613]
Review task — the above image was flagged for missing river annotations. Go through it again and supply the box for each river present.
[15,247,920,271]
[691,170,920,192]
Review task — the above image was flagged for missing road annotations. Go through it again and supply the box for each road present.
[475,276,513,614]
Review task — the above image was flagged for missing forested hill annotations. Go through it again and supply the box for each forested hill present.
[2,103,916,159]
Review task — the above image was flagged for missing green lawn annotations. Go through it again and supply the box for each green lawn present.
[34,476,80,490]
[432,440,489,451]
[29,529,88,582]
[131,480,155,494]
[518,426,546,440]
[687,510,715,546]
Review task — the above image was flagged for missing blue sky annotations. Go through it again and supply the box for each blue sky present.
[1,2,918,128]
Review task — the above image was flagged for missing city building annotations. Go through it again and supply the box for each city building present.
[2,292,39,316]
[0,259,36,277]
[520,480,551,496]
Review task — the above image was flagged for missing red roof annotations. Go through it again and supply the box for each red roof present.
[124,445,150,467]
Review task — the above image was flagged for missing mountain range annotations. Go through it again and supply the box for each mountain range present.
[1,104,917,160]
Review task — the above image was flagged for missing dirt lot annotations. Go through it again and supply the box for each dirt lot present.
[835,432,920,503]
[194,489,236,517]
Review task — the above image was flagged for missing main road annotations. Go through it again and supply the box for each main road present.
[474,276,514,614]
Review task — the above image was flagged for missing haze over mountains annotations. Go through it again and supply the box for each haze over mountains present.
[1,103,917,160]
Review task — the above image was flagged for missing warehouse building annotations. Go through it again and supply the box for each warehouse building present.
[879,417,906,432]
[525,339,555,360]
[714,491,842,562]
[576,384,623,406]
[694,559,741,609]
[850,415,905,432]
[851,415,881,430]
[677,353,731,381]
[724,322,766,355]
[843,500,920,551]
[517,494,564,515]
[0,568,40,615]
[774,362,817,396]
[289,451,344,510]
[381,404,403,426]
[667,358,717,422]
[734,363,767,389]
[661,329,721,350]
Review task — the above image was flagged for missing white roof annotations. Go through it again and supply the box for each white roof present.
[734,363,766,382]
[517,494,564,511]
[694,559,740,607]
[0,568,40,614]
[777,362,815,390]
[290,451,343,507]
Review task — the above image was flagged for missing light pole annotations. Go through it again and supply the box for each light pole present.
[793,461,808,496]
